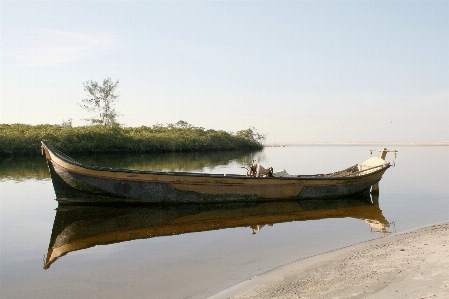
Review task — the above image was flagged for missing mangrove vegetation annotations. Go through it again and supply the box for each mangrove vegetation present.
[0,121,265,156]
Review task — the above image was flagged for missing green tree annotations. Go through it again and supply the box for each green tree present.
[235,127,266,145]
[80,77,121,126]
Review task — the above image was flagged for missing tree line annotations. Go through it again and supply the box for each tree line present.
[0,122,264,156]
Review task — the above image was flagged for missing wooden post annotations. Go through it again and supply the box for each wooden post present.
[371,183,379,194]
[380,148,388,160]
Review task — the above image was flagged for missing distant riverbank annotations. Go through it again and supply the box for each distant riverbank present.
[0,123,264,156]
[266,142,448,147]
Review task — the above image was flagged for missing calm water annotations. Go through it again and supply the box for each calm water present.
[1,146,448,299]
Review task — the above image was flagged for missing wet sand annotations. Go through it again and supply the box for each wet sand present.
[210,222,449,299]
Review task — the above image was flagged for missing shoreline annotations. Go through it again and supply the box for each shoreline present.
[209,221,449,299]
[266,142,448,147]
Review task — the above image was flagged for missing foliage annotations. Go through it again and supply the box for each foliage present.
[235,127,266,145]
[0,121,264,156]
[80,77,121,126]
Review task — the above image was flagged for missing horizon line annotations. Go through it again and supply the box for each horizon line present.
[266,142,448,147]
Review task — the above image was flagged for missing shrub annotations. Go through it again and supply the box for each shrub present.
[0,122,264,156]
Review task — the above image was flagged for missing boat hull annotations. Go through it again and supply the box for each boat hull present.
[42,141,389,204]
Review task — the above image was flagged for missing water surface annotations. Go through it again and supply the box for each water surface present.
[1,146,447,298]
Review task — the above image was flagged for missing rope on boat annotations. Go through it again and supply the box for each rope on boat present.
[347,164,386,177]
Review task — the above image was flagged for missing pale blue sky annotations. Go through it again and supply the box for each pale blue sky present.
[1,0,448,143]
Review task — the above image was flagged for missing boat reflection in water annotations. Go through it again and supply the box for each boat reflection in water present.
[44,192,394,269]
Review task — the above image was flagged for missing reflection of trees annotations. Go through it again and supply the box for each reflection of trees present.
[249,152,268,165]
[0,156,51,181]
[0,150,262,181]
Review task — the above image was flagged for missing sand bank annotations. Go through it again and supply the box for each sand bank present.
[210,222,449,299]
[266,142,448,147]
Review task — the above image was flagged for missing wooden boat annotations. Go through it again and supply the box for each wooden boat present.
[41,140,396,204]
[44,193,393,269]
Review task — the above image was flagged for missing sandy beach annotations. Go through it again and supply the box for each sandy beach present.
[210,222,449,299]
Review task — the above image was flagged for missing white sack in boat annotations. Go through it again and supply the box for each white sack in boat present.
[358,157,388,174]
[273,169,294,177]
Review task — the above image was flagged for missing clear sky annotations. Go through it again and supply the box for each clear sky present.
[1,0,448,143]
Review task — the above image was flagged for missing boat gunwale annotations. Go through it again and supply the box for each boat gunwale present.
[41,140,390,182]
